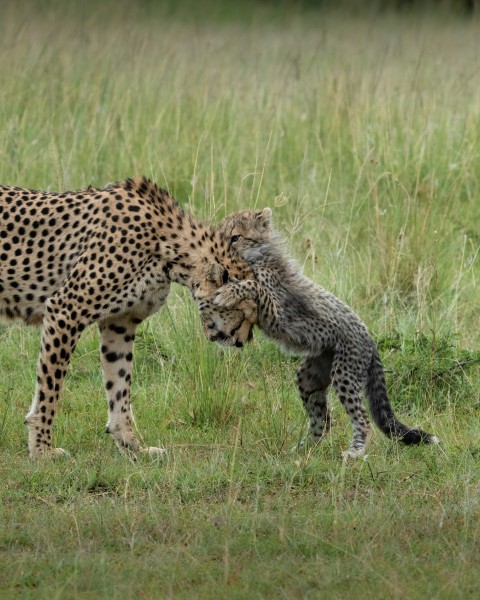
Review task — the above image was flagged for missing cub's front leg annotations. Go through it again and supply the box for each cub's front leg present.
[214,280,280,326]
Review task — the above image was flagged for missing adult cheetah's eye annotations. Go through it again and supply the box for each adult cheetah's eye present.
[230,235,240,244]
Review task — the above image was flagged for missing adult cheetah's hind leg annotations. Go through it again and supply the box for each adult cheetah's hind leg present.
[98,317,166,458]
[294,351,334,451]
[25,297,89,459]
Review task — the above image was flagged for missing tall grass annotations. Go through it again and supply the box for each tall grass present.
[1,1,478,336]
[0,2,479,598]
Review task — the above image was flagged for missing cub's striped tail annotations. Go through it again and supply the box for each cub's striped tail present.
[366,345,439,445]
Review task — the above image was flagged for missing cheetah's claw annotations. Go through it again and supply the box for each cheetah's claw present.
[213,284,246,309]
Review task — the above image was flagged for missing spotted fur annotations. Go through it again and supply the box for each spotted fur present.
[213,208,439,458]
[0,177,254,458]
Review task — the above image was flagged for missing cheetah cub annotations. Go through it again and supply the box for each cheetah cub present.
[214,208,439,459]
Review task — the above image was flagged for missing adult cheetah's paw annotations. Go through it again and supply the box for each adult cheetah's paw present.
[30,447,70,460]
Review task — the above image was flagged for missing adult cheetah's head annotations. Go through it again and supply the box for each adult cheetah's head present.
[194,262,257,348]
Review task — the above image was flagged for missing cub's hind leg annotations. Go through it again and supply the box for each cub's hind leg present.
[295,350,334,450]
[99,316,166,458]
[331,354,371,459]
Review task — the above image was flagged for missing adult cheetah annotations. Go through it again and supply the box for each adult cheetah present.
[211,208,439,458]
[0,177,255,458]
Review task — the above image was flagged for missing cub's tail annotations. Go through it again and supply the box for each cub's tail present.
[365,345,439,445]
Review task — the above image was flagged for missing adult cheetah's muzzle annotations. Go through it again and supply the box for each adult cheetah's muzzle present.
[213,331,229,342]
[230,321,255,347]
[208,324,253,348]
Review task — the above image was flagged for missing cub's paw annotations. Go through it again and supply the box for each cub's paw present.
[141,446,167,459]
[213,284,245,309]
[341,448,367,462]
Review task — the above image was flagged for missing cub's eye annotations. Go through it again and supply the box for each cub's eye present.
[230,235,240,243]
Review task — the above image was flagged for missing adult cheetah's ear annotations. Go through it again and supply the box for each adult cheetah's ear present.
[206,261,229,286]
[256,207,272,230]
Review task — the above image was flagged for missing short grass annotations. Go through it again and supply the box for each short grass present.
[0,2,479,598]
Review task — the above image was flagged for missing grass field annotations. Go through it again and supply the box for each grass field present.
[0,1,479,598]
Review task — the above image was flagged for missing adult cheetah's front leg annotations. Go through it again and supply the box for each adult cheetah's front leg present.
[98,316,166,458]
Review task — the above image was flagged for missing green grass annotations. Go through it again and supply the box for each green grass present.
[0,1,479,598]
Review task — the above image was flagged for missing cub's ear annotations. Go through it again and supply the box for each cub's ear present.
[206,261,229,285]
[255,207,272,229]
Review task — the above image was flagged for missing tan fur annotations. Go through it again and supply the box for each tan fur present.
[0,177,254,458]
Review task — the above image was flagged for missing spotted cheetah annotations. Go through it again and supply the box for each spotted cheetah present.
[0,177,255,458]
[212,208,439,458]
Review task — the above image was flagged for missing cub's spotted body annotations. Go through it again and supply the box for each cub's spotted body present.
[213,208,439,458]
[0,178,254,458]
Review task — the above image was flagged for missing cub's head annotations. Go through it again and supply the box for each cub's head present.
[218,208,273,263]
[194,261,257,348]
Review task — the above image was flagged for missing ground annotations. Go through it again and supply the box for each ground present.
[0,1,479,598]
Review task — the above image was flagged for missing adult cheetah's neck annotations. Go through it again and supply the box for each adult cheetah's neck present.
[117,177,249,290]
